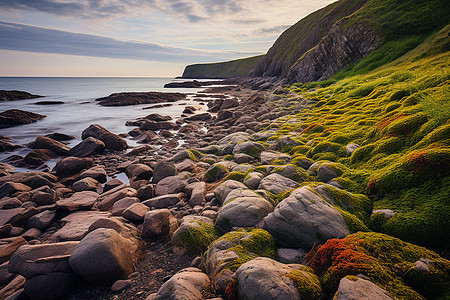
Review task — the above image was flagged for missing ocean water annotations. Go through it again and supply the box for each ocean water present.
[0,77,212,161]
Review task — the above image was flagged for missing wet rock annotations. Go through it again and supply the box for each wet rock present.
[53,157,93,178]
[152,160,176,184]
[258,173,300,195]
[142,209,178,239]
[185,113,212,121]
[335,276,394,300]
[263,186,350,249]
[28,136,70,156]
[122,203,150,222]
[82,124,127,151]
[45,133,75,142]
[69,228,138,285]
[23,149,56,167]
[155,176,187,196]
[0,136,21,152]
[68,137,105,157]
[154,268,210,300]
[96,92,185,106]
[56,191,99,211]
[0,109,46,128]
[0,90,42,102]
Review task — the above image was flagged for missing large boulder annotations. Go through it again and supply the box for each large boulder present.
[258,173,300,194]
[152,160,176,184]
[53,211,110,241]
[27,210,55,230]
[155,176,187,196]
[217,132,252,154]
[263,186,350,249]
[213,180,247,205]
[0,109,46,128]
[216,190,274,233]
[142,209,178,239]
[28,136,70,156]
[234,257,322,300]
[68,137,105,157]
[334,276,394,300]
[81,124,127,151]
[171,216,217,253]
[69,228,138,285]
[154,268,210,300]
[232,141,265,157]
[52,157,93,177]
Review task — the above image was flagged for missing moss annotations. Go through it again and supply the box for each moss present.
[368,212,389,232]
[336,207,370,233]
[305,232,450,299]
[385,101,401,113]
[188,149,204,161]
[176,221,220,253]
[223,171,247,182]
[350,144,376,163]
[204,164,230,182]
[285,267,323,300]
[224,154,234,161]
[388,90,410,102]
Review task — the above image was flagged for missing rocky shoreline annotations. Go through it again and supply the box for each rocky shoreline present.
[0,80,448,300]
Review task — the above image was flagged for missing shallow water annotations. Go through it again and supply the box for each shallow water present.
[0,77,213,160]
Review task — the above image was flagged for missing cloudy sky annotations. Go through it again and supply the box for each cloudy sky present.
[0,0,336,76]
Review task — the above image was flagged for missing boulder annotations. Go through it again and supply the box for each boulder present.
[27,210,55,230]
[96,92,185,106]
[155,176,187,196]
[277,248,307,264]
[136,184,155,201]
[171,216,216,252]
[0,197,22,209]
[142,194,183,209]
[0,182,31,199]
[45,132,75,142]
[30,185,58,205]
[243,172,264,189]
[0,207,38,227]
[56,191,99,211]
[260,151,290,164]
[72,177,101,192]
[152,160,176,184]
[140,120,175,131]
[144,113,172,122]
[81,124,127,151]
[0,109,46,128]
[317,165,338,183]
[122,203,149,222]
[217,132,252,154]
[28,136,70,156]
[103,178,124,193]
[232,141,265,157]
[97,187,137,211]
[258,173,300,195]
[52,157,93,178]
[23,272,77,300]
[125,163,153,182]
[216,193,273,233]
[235,257,322,300]
[111,197,139,216]
[23,149,56,166]
[68,137,105,157]
[233,153,253,164]
[53,211,110,241]
[142,209,178,239]
[175,159,196,172]
[213,180,247,205]
[154,268,210,300]
[0,90,42,102]
[186,181,206,207]
[263,186,350,249]
[334,276,394,300]
[0,237,27,264]
[69,228,137,285]
[185,113,212,121]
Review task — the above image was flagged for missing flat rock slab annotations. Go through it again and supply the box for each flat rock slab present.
[96,92,186,106]
[56,191,99,211]
[53,211,110,241]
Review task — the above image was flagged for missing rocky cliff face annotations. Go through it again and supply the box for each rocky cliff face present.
[286,20,382,83]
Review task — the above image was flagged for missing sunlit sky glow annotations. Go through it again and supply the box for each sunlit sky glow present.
[0,0,336,76]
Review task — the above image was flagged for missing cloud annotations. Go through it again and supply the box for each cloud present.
[254,25,291,36]
[0,21,262,62]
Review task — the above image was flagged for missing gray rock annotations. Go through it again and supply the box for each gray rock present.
[235,257,315,300]
[216,195,273,233]
[56,191,99,211]
[233,153,253,164]
[317,165,338,183]
[26,210,55,230]
[263,186,350,249]
[346,143,360,156]
[111,279,132,293]
[334,276,394,300]
[28,136,70,156]
[217,132,252,154]
[258,173,299,195]
[277,248,306,264]
[142,209,178,239]
[243,172,264,189]
[155,176,187,196]
[232,141,265,157]
[154,268,210,300]
[307,162,320,176]
[260,151,291,164]
[372,209,395,219]
[69,228,137,285]
[186,181,206,207]
[213,180,247,205]
[152,160,176,184]
[175,159,195,172]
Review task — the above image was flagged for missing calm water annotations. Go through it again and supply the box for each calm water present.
[0,77,211,161]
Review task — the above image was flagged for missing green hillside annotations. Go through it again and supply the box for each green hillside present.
[181,55,264,79]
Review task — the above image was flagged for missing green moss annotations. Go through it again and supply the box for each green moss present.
[224,154,234,161]
[176,221,219,253]
[188,149,204,161]
[204,164,230,182]
[336,207,370,233]
[285,267,323,300]
[223,171,247,182]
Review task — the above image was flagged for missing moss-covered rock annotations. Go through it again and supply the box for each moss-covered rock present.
[172,216,219,253]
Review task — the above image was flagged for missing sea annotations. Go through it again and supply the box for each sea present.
[0,77,212,163]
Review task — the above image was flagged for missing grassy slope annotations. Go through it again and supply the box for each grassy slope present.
[181,55,264,79]
[267,25,450,250]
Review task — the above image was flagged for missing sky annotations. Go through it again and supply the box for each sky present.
[0,0,337,77]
